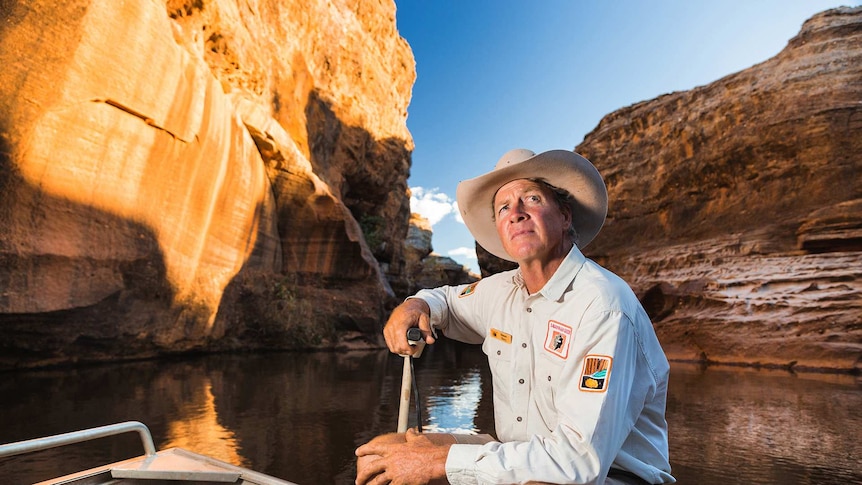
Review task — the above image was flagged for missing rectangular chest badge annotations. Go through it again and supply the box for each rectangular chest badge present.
[579,355,612,392]
[490,328,512,344]
[543,320,572,359]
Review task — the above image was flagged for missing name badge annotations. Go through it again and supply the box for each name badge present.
[490,328,512,344]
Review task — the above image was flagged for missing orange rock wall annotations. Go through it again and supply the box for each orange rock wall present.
[0,0,415,368]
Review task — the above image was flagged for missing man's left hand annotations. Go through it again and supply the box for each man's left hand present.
[355,429,453,485]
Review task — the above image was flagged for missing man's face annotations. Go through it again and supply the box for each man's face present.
[493,179,571,265]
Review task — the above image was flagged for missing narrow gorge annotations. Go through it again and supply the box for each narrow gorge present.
[0,2,858,373]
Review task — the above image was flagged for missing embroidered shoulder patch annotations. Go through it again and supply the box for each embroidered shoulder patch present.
[458,282,478,298]
[543,320,572,359]
[579,355,613,392]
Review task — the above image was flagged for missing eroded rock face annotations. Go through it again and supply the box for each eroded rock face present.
[575,7,862,372]
[401,213,477,296]
[411,254,477,293]
[0,0,414,368]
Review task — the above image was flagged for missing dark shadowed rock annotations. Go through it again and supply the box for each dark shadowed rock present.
[475,243,518,278]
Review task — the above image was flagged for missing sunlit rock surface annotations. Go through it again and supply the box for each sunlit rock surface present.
[577,7,862,372]
[402,213,476,296]
[0,0,414,368]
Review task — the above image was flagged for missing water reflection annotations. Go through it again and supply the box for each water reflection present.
[0,341,860,485]
[422,369,484,434]
[667,364,862,484]
[161,382,246,467]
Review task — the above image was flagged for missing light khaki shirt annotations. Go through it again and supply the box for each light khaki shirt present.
[414,246,675,484]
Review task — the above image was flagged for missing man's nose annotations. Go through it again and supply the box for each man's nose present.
[508,203,528,221]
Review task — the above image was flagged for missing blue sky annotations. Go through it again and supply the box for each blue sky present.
[395,1,859,274]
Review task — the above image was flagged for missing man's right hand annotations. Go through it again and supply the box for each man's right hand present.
[383,298,435,356]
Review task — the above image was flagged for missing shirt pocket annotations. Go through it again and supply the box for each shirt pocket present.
[482,336,513,401]
[535,352,566,431]
[482,336,512,363]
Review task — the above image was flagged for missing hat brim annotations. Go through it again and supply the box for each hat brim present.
[456,149,608,262]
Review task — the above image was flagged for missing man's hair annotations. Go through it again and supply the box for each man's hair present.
[491,178,580,247]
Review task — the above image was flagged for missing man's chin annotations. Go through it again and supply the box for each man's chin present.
[503,246,540,262]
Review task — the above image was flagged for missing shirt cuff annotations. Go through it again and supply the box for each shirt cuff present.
[409,291,448,334]
[445,444,482,485]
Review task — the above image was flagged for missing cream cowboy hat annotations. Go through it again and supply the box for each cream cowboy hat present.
[455,148,608,262]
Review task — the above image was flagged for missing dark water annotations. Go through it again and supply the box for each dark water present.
[1,340,860,484]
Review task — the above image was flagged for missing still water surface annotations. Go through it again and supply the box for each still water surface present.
[1,340,860,484]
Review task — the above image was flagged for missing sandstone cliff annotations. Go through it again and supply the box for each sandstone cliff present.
[574,7,862,372]
[403,213,477,295]
[0,0,415,369]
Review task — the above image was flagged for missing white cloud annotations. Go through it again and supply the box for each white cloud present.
[410,187,457,226]
[453,201,464,224]
[448,246,477,260]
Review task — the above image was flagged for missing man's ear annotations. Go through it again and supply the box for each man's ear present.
[562,204,573,225]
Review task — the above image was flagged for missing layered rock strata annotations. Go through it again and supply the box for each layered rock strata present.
[575,7,862,372]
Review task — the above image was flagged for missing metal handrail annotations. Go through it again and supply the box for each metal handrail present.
[0,421,157,459]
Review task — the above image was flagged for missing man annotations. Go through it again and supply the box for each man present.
[355,149,675,485]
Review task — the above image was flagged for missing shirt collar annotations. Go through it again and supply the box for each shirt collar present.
[537,245,586,302]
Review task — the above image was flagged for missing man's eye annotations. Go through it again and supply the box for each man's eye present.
[527,195,540,203]
[497,205,509,215]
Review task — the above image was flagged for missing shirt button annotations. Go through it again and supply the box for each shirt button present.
[519,378,525,384]
[526,308,532,313]
[548,376,552,381]
[521,343,527,348]
[516,417,523,422]
[497,350,501,355]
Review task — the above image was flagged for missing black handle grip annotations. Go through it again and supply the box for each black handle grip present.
[406,327,422,345]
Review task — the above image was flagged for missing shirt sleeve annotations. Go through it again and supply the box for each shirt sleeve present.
[412,283,487,344]
[445,310,653,485]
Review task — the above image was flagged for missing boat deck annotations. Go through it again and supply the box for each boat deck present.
[35,447,296,485]
[1,422,297,485]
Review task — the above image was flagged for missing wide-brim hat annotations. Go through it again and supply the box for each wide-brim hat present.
[455,148,608,262]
